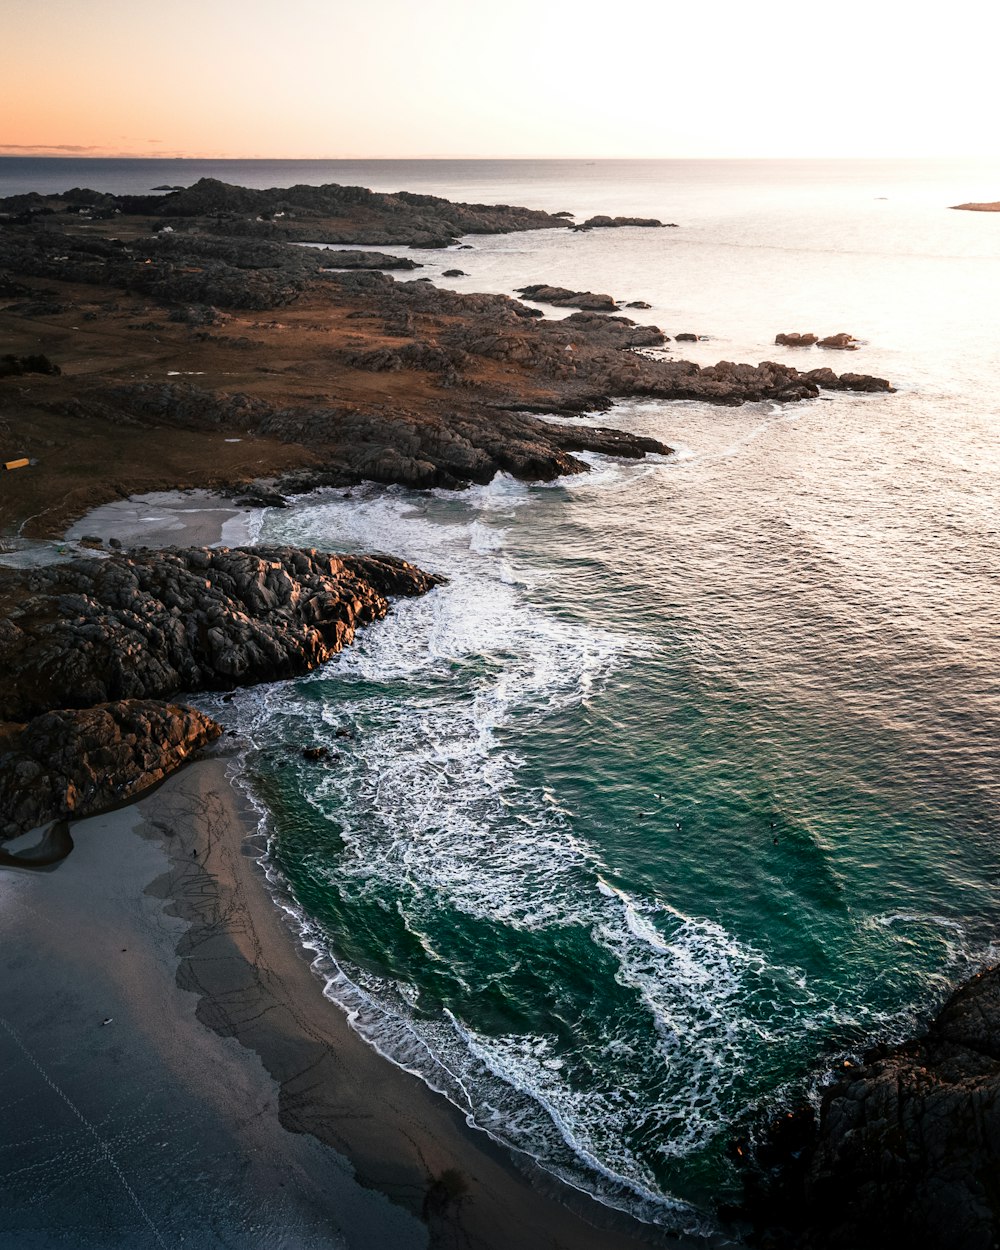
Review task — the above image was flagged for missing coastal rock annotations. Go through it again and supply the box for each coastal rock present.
[560,311,668,348]
[0,546,442,721]
[0,700,221,837]
[625,300,652,309]
[817,332,860,350]
[674,333,699,342]
[579,215,669,228]
[0,353,61,378]
[442,269,468,278]
[742,966,1000,1250]
[516,284,619,312]
[775,332,819,347]
[801,367,893,393]
[318,250,423,271]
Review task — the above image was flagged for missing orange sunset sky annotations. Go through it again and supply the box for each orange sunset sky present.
[3,0,999,160]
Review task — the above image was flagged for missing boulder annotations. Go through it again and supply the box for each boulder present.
[775,332,819,347]
[817,332,859,350]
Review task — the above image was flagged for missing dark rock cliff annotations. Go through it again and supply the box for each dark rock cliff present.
[740,966,1000,1250]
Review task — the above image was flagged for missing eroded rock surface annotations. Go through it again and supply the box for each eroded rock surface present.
[0,701,221,837]
[0,546,441,721]
[742,967,1000,1250]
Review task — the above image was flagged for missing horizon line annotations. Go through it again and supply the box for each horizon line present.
[3,151,1000,163]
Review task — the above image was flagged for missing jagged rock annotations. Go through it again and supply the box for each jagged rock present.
[741,966,1000,1250]
[775,332,819,347]
[817,332,860,350]
[625,300,652,309]
[302,745,330,761]
[516,284,619,312]
[0,700,221,837]
[560,311,667,348]
[0,546,442,722]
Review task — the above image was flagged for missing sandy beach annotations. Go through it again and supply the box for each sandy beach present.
[0,493,694,1250]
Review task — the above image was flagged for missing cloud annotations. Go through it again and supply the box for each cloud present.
[0,143,100,153]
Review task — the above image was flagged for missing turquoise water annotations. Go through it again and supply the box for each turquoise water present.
[143,159,1000,1234]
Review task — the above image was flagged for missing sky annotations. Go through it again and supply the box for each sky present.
[3,0,1000,160]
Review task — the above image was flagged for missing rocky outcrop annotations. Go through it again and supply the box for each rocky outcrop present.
[775,332,819,347]
[516,284,619,311]
[63,381,673,489]
[0,353,61,378]
[950,202,1000,212]
[318,250,423,271]
[0,179,575,248]
[0,701,221,837]
[741,966,1000,1250]
[442,269,468,277]
[579,215,671,228]
[817,333,860,350]
[0,546,441,721]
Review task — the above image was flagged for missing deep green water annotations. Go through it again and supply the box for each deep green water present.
[203,159,1000,1234]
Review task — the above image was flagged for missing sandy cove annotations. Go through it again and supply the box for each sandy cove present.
[0,493,704,1250]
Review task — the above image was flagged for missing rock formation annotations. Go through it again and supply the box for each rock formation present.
[579,215,671,228]
[0,701,221,837]
[740,966,1000,1250]
[516,284,619,311]
[0,546,441,722]
[775,332,819,347]
[817,333,860,350]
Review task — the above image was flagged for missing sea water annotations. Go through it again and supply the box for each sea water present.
[8,158,1000,1232]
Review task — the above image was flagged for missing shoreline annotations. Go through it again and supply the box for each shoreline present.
[0,488,699,1249]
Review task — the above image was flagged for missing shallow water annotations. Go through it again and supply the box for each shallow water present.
[10,156,1000,1233]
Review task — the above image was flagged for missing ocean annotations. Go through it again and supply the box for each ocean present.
[9,157,1000,1234]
